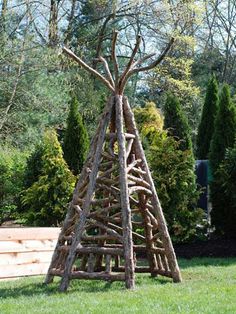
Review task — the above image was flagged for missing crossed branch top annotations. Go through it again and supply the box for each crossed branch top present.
[63,31,174,95]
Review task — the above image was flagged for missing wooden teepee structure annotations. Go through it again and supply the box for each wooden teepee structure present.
[45,32,182,291]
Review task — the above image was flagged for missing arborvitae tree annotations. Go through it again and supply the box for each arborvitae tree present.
[209,84,236,174]
[211,143,236,237]
[22,130,75,226]
[63,97,89,175]
[164,93,192,151]
[196,75,219,159]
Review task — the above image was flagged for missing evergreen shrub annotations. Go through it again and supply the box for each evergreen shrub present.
[22,130,75,226]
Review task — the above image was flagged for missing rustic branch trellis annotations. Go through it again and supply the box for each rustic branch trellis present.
[45,31,182,291]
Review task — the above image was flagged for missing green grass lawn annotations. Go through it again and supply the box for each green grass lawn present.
[0,258,236,314]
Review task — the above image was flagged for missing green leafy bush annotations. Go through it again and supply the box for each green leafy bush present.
[211,144,236,237]
[0,147,27,224]
[21,130,76,226]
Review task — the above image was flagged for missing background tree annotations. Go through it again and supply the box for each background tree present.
[164,94,193,151]
[0,146,26,224]
[22,130,75,226]
[209,84,236,174]
[196,75,219,159]
[63,96,89,175]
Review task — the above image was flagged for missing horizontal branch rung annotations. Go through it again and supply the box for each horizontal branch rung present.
[50,269,125,281]
[106,132,135,139]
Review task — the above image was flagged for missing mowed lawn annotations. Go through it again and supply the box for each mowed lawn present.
[0,258,236,314]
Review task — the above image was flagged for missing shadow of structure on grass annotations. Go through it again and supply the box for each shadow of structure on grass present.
[0,274,171,300]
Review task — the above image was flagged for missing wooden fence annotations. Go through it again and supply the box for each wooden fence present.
[0,227,60,279]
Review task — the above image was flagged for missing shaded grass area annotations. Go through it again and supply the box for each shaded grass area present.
[0,258,236,314]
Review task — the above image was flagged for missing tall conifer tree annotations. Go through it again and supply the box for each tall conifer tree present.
[196,75,219,159]
[209,84,236,174]
[164,94,192,151]
[63,96,89,175]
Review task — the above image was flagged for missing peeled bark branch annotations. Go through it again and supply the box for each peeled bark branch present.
[98,56,115,87]
[119,35,142,87]
[62,47,115,92]
[111,30,120,86]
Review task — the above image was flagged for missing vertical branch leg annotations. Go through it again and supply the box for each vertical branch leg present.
[115,95,135,289]
[123,97,182,283]
[59,97,114,292]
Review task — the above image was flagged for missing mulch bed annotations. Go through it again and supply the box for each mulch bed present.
[174,238,236,259]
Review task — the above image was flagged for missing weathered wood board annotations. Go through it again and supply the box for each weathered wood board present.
[0,227,60,279]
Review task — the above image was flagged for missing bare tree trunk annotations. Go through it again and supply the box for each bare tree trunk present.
[49,0,60,47]
[64,0,77,45]
[0,37,25,132]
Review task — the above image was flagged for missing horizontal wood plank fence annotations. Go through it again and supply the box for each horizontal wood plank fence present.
[0,227,60,279]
